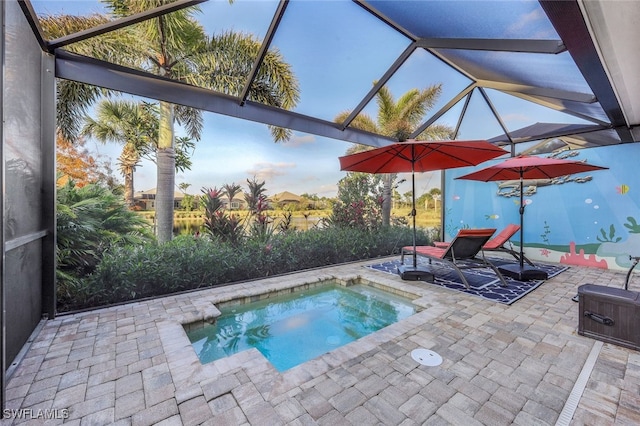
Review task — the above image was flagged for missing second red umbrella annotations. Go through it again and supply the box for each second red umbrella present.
[339,140,508,281]
[457,155,608,281]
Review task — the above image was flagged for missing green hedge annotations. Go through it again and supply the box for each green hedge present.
[59,225,431,312]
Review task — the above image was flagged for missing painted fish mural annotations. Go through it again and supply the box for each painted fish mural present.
[617,184,629,194]
[496,175,594,197]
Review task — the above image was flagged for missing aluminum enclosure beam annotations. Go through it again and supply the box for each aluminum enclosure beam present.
[492,123,608,144]
[476,79,596,104]
[41,52,57,320]
[502,90,610,126]
[239,0,288,105]
[340,42,416,130]
[411,82,476,139]
[416,38,566,54]
[540,0,626,128]
[17,0,47,51]
[55,50,395,148]
[45,0,207,51]
[579,0,640,128]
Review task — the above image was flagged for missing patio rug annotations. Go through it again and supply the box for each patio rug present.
[365,257,569,305]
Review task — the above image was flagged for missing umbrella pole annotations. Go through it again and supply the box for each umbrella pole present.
[497,170,548,281]
[518,174,525,269]
[396,146,433,282]
[411,168,418,268]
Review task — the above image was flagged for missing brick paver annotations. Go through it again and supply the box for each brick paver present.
[3,258,638,424]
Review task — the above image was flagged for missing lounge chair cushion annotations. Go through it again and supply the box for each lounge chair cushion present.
[401,228,508,288]
[483,223,520,250]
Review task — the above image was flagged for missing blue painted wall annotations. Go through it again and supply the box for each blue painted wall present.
[443,144,640,272]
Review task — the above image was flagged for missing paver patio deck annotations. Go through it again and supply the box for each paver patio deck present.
[4,257,639,425]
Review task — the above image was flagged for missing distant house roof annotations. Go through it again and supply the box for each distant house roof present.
[222,195,246,204]
[271,191,302,203]
[134,188,190,199]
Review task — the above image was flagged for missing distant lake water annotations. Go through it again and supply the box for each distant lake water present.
[172,215,325,236]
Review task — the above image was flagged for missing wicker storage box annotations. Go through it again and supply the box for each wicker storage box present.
[578,284,640,351]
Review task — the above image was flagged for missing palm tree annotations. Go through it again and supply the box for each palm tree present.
[429,188,442,211]
[117,145,142,207]
[41,0,299,243]
[336,84,454,226]
[178,182,191,193]
[82,100,157,207]
[83,99,199,209]
[222,183,242,210]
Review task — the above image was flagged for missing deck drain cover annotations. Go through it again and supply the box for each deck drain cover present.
[411,348,442,366]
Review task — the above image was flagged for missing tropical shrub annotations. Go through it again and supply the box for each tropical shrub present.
[57,178,435,312]
[84,236,239,304]
[201,187,244,244]
[329,172,384,229]
[201,179,291,245]
[60,225,430,312]
[56,180,153,309]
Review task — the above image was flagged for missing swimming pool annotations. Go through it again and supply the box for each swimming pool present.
[186,282,417,371]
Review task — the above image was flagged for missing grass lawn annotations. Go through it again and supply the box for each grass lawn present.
[392,207,442,228]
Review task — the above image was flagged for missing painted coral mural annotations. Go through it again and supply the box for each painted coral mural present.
[443,143,640,272]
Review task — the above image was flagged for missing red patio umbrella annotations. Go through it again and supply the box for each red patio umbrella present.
[456,155,608,281]
[339,140,508,281]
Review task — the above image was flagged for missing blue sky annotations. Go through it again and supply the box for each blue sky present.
[34,0,591,198]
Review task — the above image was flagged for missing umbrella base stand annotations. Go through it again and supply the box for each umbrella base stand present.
[397,265,434,282]
[498,263,548,281]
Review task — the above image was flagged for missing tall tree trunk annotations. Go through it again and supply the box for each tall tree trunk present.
[155,101,175,243]
[118,147,137,208]
[382,173,392,227]
[124,170,134,208]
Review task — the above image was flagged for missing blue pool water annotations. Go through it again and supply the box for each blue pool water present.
[186,283,416,371]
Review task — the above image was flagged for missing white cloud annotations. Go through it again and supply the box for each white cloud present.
[505,9,551,38]
[314,183,339,197]
[284,134,316,147]
[246,162,297,182]
[501,112,531,124]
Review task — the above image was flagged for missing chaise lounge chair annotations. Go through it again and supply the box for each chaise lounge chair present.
[401,228,509,288]
[434,224,534,266]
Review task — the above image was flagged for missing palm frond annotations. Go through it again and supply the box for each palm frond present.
[174,136,195,172]
[174,105,203,140]
[375,85,396,127]
[416,123,456,141]
[347,113,379,134]
[56,81,105,141]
